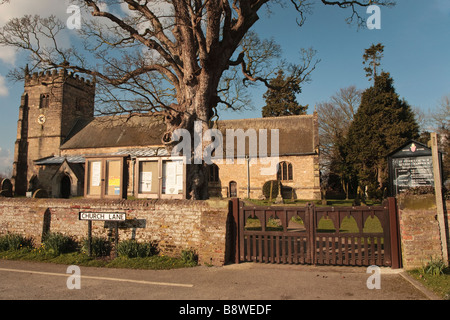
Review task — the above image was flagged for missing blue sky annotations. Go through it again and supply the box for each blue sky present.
[0,0,449,175]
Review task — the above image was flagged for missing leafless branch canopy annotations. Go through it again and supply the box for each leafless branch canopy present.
[0,0,395,121]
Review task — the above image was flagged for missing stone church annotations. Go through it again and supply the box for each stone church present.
[11,69,321,200]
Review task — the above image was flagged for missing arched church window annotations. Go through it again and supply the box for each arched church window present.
[277,161,293,181]
[208,164,219,182]
[39,94,49,108]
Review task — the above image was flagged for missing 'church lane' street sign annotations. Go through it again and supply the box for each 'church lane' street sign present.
[79,212,126,221]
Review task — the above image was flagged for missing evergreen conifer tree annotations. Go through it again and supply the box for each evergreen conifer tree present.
[262,70,308,117]
[346,72,419,196]
[363,43,384,83]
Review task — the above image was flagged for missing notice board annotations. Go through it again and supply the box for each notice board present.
[388,141,442,195]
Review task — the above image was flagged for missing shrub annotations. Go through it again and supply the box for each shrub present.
[0,233,34,251]
[262,180,280,199]
[81,237,112,257]
[420,258,447,276]
[181,249,198,266]
[367,183,384,201]
[117,240,158,258]
[42,232,78,256]
[402,186,435,196]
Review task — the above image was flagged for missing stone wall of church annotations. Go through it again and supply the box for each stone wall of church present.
[212,155,321,200]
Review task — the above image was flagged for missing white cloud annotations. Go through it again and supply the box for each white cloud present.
[0,1,173,67]
[0,0,74,66]
[0,46,16,65]
[0,0,71,24]
[0,147,12,176]
[0,74,8,96]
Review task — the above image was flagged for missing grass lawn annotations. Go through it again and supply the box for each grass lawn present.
[0,248,197,270]
[408,269,450,300]
[245,198,382,207]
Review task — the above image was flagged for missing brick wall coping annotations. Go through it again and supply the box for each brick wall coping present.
[0,197,221,209]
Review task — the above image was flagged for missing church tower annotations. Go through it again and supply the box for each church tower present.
[12,68,95,195]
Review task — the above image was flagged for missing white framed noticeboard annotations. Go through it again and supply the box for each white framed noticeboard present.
[162,159,184,195]
[84,155,127,199]
[135,156,186,199]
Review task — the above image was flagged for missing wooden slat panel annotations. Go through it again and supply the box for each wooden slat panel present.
[275,235,280,263]
[364,237,369,266]
[377,237,382,266]
[370,235,376,265]
[246,235,251,262]
[293,236,298,264]
[264,234,269,263]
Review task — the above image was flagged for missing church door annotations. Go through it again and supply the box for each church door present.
[61,175,71,199]
[229,181,237,198]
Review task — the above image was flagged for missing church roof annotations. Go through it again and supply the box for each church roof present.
[35,148,170,165]
[60,113,319,156]
[213,114,318,157]
[35,155,86,165]
[60,115,166,150]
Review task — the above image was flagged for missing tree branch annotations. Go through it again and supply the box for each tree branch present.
[83,0,182,80]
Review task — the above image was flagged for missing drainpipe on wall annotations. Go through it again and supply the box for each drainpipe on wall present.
[246,155,250,199]
[131,158,135,197]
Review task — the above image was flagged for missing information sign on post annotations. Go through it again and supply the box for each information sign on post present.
[79,212,126,221]
[387,141,442,196]
[79,212,126,257]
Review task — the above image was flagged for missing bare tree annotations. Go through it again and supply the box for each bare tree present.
[317,86,361,168]
[317,86,362,198]
[0,0,395,199]
[431,95,450,130]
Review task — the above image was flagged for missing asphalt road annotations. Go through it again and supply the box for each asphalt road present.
[0,259,438,302]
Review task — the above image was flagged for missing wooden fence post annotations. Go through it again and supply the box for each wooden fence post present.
[229,198,240,264]
[308,203,316,265]
[388,197,402,269]
[431,132,449,266]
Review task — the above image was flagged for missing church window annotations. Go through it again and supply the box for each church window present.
[208,164,219,182]
[39,94,49,108]
[277,161,293,181]
[75,98,82,111]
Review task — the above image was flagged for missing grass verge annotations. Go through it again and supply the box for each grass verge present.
[245,198,382,207]
[0,248,198,270]
[408,270,450,300]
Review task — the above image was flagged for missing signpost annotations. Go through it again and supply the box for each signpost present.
[79,212,126,257]
[388,138,448,265]
[430,133,449,266]
[79,212,126,221]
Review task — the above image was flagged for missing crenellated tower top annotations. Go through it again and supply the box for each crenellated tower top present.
[24,68,95,92]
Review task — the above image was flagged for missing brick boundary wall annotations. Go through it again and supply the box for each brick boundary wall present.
[398,196,450,270]
[0,198,231,266]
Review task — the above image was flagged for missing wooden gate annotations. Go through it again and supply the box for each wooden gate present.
[230,198,401,268]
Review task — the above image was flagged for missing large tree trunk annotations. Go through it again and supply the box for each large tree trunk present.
[163,71,221,200]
